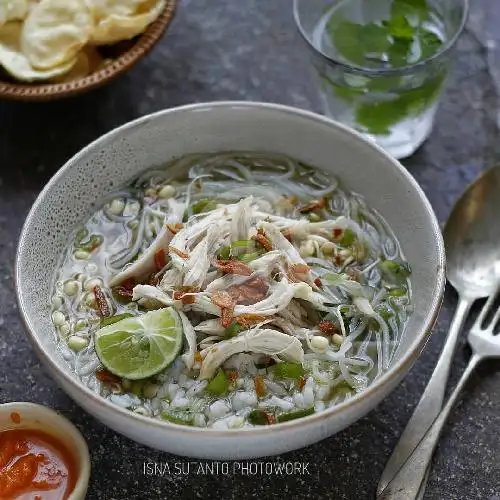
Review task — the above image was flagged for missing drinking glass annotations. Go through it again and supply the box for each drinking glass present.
[294,0,469,159]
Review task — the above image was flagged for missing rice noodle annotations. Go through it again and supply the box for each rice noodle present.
[51,151,412,428]
[108,209,147,268]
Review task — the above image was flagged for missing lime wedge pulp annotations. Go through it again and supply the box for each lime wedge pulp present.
[94,308,183,380]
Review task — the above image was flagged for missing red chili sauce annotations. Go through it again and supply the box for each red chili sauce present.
[0,416,77,500]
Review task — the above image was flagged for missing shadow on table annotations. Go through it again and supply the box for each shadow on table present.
[0,76,143,192]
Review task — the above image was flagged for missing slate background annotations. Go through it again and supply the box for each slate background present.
[1,1,499,498]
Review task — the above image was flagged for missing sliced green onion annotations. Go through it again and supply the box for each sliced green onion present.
[277,406,315,423]
[327,381,352,400]
[248,409,275,425]
[75,227,89,244]
[231,239,253,249]
[237,251,262,264]
[376,305,394,320]
[272,362,304,380]
[206,369,229,396]
[339,305,350,315]
[389,286,408,297]
[192,199,217,214]
[100,313,134,327]
[224,322,240,339]
[218,245,231,260]
[308,213,322,223]
[230,240,257,257]
[161,409,194,426]
[379,259,412,282]
[340,228,356,247]
[77,234,103,253]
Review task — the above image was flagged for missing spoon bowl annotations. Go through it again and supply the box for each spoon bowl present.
[444,166,500,298]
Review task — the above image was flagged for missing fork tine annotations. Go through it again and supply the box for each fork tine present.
[488,305,500,333]
[474,287,500,330]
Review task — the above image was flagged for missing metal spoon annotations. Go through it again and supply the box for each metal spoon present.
[377,165,500,497]
[379,278,500,500]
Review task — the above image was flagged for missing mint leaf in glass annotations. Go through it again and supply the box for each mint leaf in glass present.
[355,100,408,136]
[328,20,391,66]
[391,0,429,21]
[419,29,443,59]
[367,75,403,92]
[385,14,415,40]
[329,20,366,65]
[383,14,416,66]
[321,0,447,135]
[320,75,365,102]
[386,40,413,66]
[359,23,391,53]
[356,71,446,134]
[403,71,446,114]
[328,10,438,68]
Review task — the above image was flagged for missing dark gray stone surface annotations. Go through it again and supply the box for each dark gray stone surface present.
[1,1,500,498]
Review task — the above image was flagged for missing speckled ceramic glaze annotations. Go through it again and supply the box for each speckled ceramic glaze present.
[15,102,445,459]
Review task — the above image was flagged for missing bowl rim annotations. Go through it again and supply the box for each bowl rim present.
[15,100,446,437]
[0,401,91,499]
[0,0,177,102]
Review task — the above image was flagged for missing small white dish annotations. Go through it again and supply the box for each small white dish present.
[0,402,90,500]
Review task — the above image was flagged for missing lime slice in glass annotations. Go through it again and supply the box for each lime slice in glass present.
[94,308,183,380]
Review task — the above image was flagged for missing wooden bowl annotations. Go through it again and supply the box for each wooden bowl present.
[0,0,177,102]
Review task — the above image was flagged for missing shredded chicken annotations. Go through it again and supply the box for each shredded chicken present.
[199,328,304,379]
[107,190,399,389]
[110,226,174,286]
[194,318,226,336]
[178,310,197,369]
[183,224,222,288]
[230,197,253,242]
[158,267,183,292]
[54,150,415,431]
[132,284,174,306]
[248,250,283,272]
[259,221,307,266]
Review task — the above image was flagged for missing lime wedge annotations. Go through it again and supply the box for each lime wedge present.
[94,308,183,380]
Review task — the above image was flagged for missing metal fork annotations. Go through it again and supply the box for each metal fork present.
[378,285,500,499]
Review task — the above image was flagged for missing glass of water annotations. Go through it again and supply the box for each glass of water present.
[294,0,469,159]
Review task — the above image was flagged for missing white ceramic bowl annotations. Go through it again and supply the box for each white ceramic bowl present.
[16,102,445,459]
[0,402,90,499]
